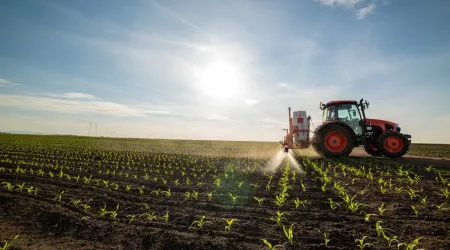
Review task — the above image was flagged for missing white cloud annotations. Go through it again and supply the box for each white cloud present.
[357,3,376,19]
[315,0,378,19]
[0,94,170,117]
[206,113,230,121]
[245,99,258,105]
[316,0,361,8]
[47,92,99,100]
[0,77,18,87]
[277,83,289,88]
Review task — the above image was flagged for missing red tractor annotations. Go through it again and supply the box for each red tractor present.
[281,99,412,158]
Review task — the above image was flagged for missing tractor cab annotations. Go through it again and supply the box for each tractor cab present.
[320,100,363,136]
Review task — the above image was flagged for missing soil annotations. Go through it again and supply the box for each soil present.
[1,147,449,250]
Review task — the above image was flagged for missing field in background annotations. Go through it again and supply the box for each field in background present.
[0,134,449,249]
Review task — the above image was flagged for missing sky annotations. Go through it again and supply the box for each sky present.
[0,0,449,143]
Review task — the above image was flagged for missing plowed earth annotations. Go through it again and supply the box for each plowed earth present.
[0,137,449,250]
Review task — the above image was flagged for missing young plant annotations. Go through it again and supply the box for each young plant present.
[110,203,120,220]
[420,196,428,205]
[431,202,446,210]
[100,205,108,216]
[254,197,264,206]
[378,203,386,216]
[128,215,135,224]
[411,205,420,216]
[229,193,238,204]
[300,180,307,192]
[323,232,330,247]
[355,236,371,249]
[54,191,64,203]
[1,182,13,191]
[207,192,213,201]
[1,235,19,250]
[361,211,376,223]
[381,231,398,247]
[143,212,157,221]
[261,239,284,250]
[161,212,169,224]
[397,237,422,250]
[270,211,288,227]
[192,190,199,199]
[328,198,337,210]
[442,188,449,199]
[222,218,237,232]
[189,215,207,230]
[282,224,294,245]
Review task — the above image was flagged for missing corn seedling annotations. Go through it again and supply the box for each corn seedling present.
[163,188,171,197]
[137,186,145,195]
[378,203,386,216]
[411,205,420,216]
[128,215,135,224]
[420,197,428,205]
[406,188,418,200]
[254,197,264,206]
[161,212,169,224]
[207,192,213,201]
[431,202,446,210]
[261,239,284,250]
[437,171,448,185]
[1,235,19,250]
[229,193,238,204]
[300,180,306,192]
[355,236,371,249]
[270,211,288,227]
[1,182,13,191]
[185,192,190,200]
[54,191,64,203]
[222,218,237,232]
[397,237,422,250]
[381,231,398,247]
[375,220,391,237]
[282,224,294,245]
[110,204,120,220]
[323,232,330,247]
[442,188,449,199]
[328,198,337,210]
[192,190,199,199]
[100,205,108,216]
[143,212,157,221]
[82,203,90,212]
[15,183,25,192]
[361,211,376,222]
[189,215,207,230]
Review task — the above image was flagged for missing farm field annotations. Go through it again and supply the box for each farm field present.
[1,134,449,249]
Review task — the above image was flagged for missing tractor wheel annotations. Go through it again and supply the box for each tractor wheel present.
[314,125,354,158]
[364,143,381,157]
[378,131,409,158]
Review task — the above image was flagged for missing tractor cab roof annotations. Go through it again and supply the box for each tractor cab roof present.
[325,100,357,106]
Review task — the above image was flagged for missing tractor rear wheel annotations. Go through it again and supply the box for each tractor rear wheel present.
[314,125,354,158]
[378,131,409,158]
[364,143,381,157]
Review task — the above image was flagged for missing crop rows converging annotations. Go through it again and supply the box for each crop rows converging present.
[0,135,449,249]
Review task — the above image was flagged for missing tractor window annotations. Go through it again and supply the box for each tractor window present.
[323,104,362,135]
[337,104,362,135]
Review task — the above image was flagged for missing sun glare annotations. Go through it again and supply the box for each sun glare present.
[193,61,242,101]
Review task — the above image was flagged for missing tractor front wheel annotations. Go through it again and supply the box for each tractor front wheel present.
[314,125,354,158]
[378,131,409,158]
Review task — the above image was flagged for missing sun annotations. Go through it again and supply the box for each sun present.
[193,61,242,101]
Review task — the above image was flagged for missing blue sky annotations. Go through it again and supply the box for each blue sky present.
[0,0,449,143]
